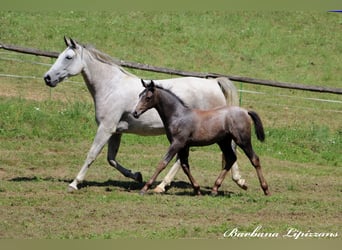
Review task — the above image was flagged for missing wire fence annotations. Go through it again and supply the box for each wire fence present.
[1,50,341,122]
[1,42,342,94]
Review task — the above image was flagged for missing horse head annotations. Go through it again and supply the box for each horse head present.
[44,36,84,87]
[132,79,157,118]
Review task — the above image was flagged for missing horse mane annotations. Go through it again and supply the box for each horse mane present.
[154,85,189,109]
[82,44,137,78]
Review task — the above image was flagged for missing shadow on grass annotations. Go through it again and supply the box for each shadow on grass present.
[9,176,235,197]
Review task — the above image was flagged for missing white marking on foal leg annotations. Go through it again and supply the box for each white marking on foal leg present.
[153,160,181,193]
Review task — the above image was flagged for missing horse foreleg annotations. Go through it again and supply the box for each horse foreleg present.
[181,163,201,195]
[179,148,201,195]
[140,160,168,194]
[212,140,237,196]
[107,134,143,183]
[153,160,181,193]
[68,125,112,192]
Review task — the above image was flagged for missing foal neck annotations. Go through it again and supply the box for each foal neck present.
[155,87,190,121]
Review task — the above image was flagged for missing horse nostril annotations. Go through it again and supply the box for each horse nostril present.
[44,75,51,84]
[133,111,139,118]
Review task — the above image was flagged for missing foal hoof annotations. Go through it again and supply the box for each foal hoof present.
[134,172,143,183]
[194,188,202,196]
[139,190,146,196]
[264,190,271,196]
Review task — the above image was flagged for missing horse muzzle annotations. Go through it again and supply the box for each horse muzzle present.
[132,111,141,119]
[44,74,58,87]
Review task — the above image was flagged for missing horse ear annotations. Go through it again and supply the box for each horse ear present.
[141,79,148,88]
[141,79,154,89]
[148,80,155,90]
[64,36,71,47]
[69,38,78,49]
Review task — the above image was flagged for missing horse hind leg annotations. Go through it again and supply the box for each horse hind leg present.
[153,159,181,193]
[240,142,270,196]
[231,162,247,190]
[107,134,143,183]
[228,141,248,190]
[252,154,270,196]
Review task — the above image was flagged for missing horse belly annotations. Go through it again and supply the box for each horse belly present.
[189,112,228,145]
[117,110,165,135]
[158,78,227,109]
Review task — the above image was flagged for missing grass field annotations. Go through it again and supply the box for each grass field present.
[0,11,341,239]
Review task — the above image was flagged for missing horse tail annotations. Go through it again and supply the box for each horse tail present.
[217,77,239,106]
[248,111,265,142]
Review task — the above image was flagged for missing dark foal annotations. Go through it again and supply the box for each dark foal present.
[133,79,270,196]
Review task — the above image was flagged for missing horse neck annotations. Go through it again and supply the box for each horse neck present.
[154,89,190,125]
[80,50,130,100]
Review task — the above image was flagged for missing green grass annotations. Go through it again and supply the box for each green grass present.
[0,11,341,239]
[1,11,342,86]
[1,97,340,167]
[0,97,95,141]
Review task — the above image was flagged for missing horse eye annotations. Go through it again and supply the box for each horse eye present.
[66,55,73,60]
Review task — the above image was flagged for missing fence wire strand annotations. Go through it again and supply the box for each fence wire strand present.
[1,53,341,115]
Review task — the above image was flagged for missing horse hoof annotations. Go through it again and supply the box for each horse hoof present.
[134,172,143,183]
[139,190,146,196]
[211,191,218,197]
[237,179,248,190]
[194,188,202,196]
[68,185,78,193]
[264,190,271,196]
[153,186,165,194]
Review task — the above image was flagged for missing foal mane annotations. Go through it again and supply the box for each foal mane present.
[154,85,189,109]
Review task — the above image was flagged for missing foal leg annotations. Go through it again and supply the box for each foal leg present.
[69,124,112,191]
[155,141,247,194]
[140,143,180,194]
[178,148,201,195]
[240,143,270,196]
[107,134,143,183]
[212,139,237,196]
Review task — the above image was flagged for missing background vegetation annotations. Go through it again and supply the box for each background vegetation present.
[0,11,341,239]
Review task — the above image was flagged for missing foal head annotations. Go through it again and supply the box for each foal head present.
[133,79,157,119]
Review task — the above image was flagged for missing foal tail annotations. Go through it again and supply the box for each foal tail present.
[248,111,265,142]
